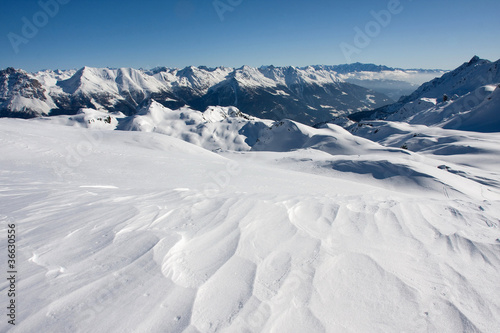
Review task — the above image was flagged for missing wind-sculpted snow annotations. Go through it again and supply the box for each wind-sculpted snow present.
[1,116,500,332]
[117,102,274,151]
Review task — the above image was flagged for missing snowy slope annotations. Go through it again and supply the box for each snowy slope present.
[57,67,167,96]
[252,119,380,156]
[350,57,500,130]
[151,66,233,95]
[443,85,500,132]
[34,102,269,152]
[381,84,500,132]
[118,101,273,151]
[397,56,499,104]
[1,110,500,332]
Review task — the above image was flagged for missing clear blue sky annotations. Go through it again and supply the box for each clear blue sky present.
[1,0,499,72]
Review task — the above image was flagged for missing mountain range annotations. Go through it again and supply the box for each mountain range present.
[0,64,443,126]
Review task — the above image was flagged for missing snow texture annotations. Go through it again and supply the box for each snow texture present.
[1,110,500,332]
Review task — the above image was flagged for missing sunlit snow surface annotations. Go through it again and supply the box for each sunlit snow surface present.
[1,114,500,332]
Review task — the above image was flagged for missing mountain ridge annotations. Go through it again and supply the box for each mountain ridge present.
[348,56,500,132]
[0,63,445,125]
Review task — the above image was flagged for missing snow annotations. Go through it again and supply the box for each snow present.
[116,101,273,151]
[403,57,499,102]
[152,66,233,94]
[30,69,77,95]
[1,106,500,332]
[442,85,500,132]
[364,57,500,133]
[57,67,167,96]
[385,84,500,132]
[7,95,56,115]
[366,94,376,104]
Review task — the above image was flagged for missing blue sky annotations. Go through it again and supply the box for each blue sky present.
[1,0,499,72]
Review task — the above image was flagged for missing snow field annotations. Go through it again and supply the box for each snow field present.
[1,117,500,332]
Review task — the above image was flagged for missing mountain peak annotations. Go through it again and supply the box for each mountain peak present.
[469,55,481,64]
[1,67,20,75]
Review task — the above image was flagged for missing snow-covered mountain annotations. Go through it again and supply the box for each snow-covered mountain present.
[1,65,397,125]
[0,67,57,118]
[383,84,500,132]
[349,56,500,132]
